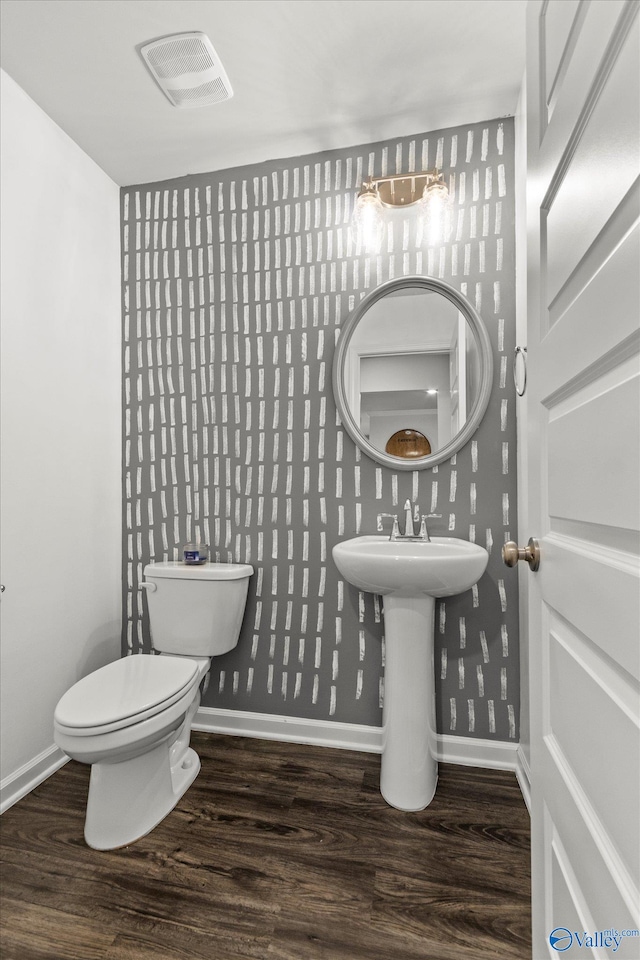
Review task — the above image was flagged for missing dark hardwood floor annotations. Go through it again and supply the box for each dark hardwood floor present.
[0,732,531,960]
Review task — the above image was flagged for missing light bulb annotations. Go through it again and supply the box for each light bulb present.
[354,189,384,254]
[421,177,449,246]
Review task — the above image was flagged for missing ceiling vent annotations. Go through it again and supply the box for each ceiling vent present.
[139,32,233,108]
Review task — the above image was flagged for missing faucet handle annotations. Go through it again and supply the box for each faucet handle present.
[418,513,442,539]
[377,513,400,539]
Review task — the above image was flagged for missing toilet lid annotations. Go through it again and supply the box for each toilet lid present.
[144,561,254,580]
[54,655,199,730]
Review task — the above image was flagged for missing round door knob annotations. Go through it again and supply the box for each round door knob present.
[502,538,540,571]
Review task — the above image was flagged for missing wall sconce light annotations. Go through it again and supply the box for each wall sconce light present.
[353,170,450,253]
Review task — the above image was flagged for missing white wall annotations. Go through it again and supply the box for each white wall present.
[0,70,121,809]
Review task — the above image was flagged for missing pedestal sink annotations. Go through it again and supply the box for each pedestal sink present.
[332,535,488,811]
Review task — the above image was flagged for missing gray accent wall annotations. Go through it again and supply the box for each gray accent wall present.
[121,117,519,741]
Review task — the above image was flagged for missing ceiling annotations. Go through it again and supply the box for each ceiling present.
[0,0,526,187]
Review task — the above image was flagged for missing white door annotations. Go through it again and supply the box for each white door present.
[525,1,640,956]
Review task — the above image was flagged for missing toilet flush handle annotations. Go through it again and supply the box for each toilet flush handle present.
[140,581,157,592]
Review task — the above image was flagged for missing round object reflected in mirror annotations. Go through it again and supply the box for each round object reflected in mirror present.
[385,429,432,458]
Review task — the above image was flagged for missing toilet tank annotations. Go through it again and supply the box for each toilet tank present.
[142,562,253,657]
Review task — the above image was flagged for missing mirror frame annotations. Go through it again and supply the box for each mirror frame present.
[332,276,494,470]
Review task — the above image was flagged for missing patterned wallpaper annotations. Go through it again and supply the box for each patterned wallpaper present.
[121,117,519,741]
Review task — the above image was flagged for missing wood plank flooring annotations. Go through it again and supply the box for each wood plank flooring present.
[0,732,531,960]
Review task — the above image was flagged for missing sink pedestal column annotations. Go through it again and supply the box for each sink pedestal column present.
[379,594,438,811]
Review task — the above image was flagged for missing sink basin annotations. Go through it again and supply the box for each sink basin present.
[332,535,489,598]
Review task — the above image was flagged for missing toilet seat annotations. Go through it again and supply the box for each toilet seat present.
[54,654,199,737]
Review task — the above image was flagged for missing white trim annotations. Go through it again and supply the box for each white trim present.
[516,743,532,814]
[194,707,521,774]
[193,707,383,753]
[433,733,519,771]
[0,744,69,815]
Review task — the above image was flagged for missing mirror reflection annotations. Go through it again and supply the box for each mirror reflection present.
[332,276,493,470]
[344,287,482,458]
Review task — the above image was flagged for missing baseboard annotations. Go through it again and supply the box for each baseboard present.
[515,743,532,813]
[193,706,383,753]
[0,744,69,815]
[194,707,520,774]
[434,733,519,770]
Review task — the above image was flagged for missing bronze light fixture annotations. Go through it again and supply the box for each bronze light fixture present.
[353,170,450,252]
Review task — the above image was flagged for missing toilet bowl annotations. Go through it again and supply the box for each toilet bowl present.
[53,561,253,850]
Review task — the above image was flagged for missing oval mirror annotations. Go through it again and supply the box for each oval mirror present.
[332,276,493,470]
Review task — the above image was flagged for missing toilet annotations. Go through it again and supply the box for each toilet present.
[54,560,253,850]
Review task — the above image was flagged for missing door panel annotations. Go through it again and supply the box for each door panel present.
[537,0,628,146]
[547,372,640,528]
[542,753,639,928]
[545,801,638,950]
[545,23,639,303]
[526,1,640,953]
[542,0,582,115]
[549,839,594,960]
[542,537,639,678]
[548,616,639,882]
[545,215,639,377]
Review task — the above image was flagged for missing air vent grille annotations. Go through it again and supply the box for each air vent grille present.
[167,78,229,106]
[145,38,215,79]
[140,32,233,108]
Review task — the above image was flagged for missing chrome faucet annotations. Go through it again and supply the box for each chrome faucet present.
[403,499,416,538]
[377,501,442,541]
